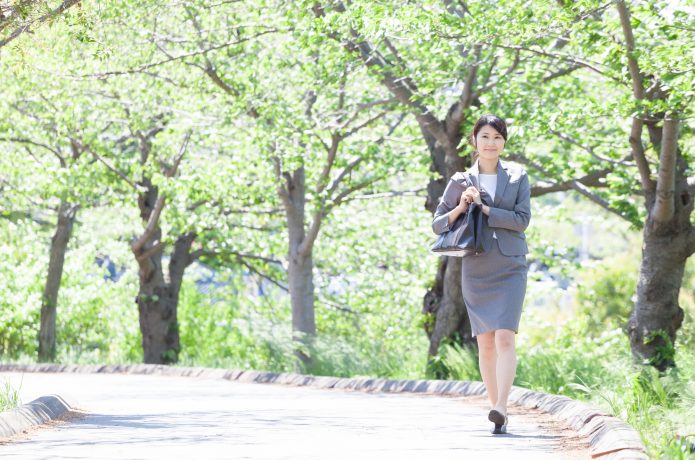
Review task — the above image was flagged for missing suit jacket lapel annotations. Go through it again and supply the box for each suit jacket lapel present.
[494,160,509,207]
[469,159,497,207]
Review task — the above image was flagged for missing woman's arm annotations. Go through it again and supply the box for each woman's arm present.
[432,178,469,235]
[486,172,531,232]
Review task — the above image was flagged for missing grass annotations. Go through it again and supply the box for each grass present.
[0,377,21,412]
[440,308,695,459]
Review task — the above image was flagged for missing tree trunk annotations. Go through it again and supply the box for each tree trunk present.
[627,119,692,369]
[131,180,190,365]
[38,201,77,362]
[628,229,687,370]
[137,277,181,364]
[134,230,195,365]
[288,251,316,366]
[133,221,180,364]
[281,165,317,370]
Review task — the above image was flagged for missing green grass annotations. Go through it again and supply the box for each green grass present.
[0,377,21,412]
[440,309,695,458]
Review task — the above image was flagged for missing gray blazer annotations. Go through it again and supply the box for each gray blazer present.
[432,159,531,256]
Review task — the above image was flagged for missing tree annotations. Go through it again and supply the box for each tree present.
[146,1,419,368]
[306,0,611,374]
[9,0,280,363]
[0,62,111,361]
[438,0,694,368]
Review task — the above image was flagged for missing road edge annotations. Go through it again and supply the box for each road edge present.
[0,363,647,458]
[0,393,77,439]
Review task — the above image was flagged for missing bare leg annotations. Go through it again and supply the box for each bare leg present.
[476,331,497,409]
[493,329,517,416]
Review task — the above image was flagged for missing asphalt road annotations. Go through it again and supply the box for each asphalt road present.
[0,371,590,459]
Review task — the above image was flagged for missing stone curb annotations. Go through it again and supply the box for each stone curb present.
[0,363,647,458]
[0,393,76,439]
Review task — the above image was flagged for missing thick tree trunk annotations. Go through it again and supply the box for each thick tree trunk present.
[627,119,692,369]
[628,120,692,368]
[137,277,180,364]
[134,228,194,365]
[280,165,317,370]
[38,201,77,362]
[133,220,181,364]
[628,230,687,370]
[131,180,192,365]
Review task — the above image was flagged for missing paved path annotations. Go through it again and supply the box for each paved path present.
[0,371,589,459]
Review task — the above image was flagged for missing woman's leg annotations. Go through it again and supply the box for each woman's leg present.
[493,329,517,416]
[476,330,497,409]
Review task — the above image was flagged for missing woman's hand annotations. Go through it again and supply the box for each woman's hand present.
[456,191,472,212]
[464,186,483,205]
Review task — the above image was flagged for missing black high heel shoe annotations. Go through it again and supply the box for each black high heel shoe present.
[488,409,508,434]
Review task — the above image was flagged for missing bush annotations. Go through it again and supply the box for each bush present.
[574,252,639,334]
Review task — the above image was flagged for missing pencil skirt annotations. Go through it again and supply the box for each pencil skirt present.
[460,238,528,337]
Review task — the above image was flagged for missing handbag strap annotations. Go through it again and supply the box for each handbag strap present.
[462,171,476,189]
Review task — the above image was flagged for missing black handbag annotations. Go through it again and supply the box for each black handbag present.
[430,202,485,257]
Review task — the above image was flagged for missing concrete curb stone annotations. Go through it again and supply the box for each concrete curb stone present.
[0,363,647,458]
[0,394,76,439]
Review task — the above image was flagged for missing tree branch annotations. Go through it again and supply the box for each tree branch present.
[0,0,81,49]
[86,146,143,192]
[629,117,655,192]
[298,206,324,257]
[447,43,480,135]
[472,48,521,98]
[616,0,645,99]
[340,187,427,202]
[0,136,66,167]
[316,133,340,196]
[326,156,363,198]
[330,175,383,208]
[652,117,679,223]
[272,154,291,208]
[313,3,452,151]
[163,130,192,177]
[505,153,612,197]
[341,109,389,139]
[201,249,288,291]
[132,194,166,253]
[86,28,285,78]
[136,240,167,262]
[541,64,582,83]
[239,258,288,292]
[570,179,632,223]
[486,42,624,84]
[548,129,634,166]
[202,250,282,265]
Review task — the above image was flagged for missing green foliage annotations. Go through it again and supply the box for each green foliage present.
[0,1,694,457]
[176,276,297,371]
[575,252,639,333]
[0,220,42,359]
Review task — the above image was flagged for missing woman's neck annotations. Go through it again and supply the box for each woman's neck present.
[478,157,498,174]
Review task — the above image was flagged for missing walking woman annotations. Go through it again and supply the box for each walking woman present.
[431,114,531,434]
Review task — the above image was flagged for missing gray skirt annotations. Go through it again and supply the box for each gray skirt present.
[461,238,528,337]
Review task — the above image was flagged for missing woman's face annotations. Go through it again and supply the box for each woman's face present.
[474,125,505,162]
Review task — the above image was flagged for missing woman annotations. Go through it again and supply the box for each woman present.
[431,114,531,434]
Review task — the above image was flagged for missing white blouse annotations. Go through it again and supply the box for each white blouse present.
[479,173,498,239]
